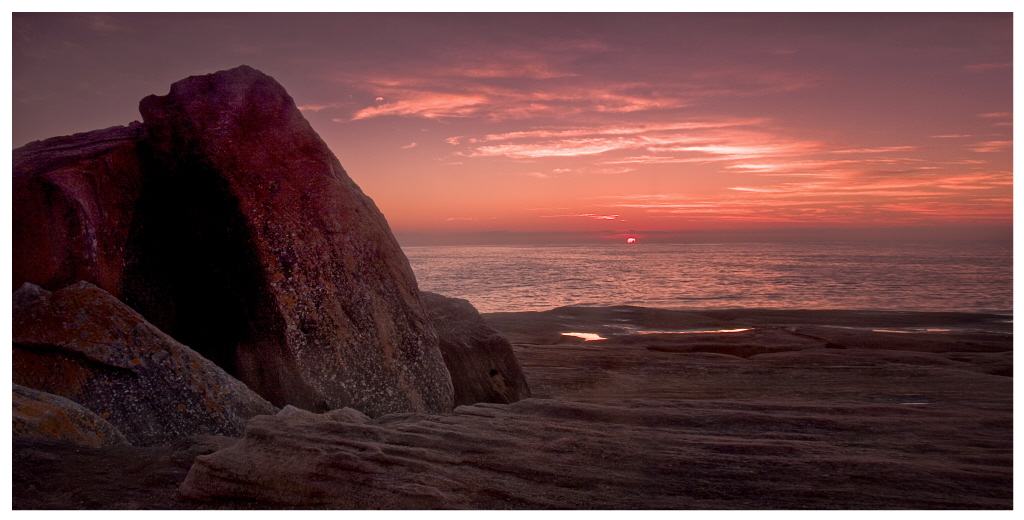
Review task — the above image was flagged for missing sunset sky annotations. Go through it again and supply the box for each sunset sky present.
[12,12,1013,244]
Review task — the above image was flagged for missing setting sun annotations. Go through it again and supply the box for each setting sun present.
[626,237,637,244]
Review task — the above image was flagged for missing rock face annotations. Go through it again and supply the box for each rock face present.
[421,292,530,406]
[12,124,146,297]
[12,65,455,416]
[12,282,278,446]
[13,384,130,448]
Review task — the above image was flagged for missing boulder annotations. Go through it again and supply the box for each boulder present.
[12,65,454,416]
[421,292,530,406]
[13,384,130,448]
[12,123,146,297]
[12,281,278,446]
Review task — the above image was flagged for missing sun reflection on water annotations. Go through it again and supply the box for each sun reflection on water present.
[635,328,751,335]
[561,332,607,341]
[561,328,752,341]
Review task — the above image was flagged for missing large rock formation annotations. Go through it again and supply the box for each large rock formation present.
[12,281,277,446]
[12,65,455,416]
[12,123,146,296]
[421,292,530,406]
[13,384,130,448]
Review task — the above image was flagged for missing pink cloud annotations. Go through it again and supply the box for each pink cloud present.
[971,140,1012,153]
[297,103,344,112]
[442,62,575,80]
[461,122,828,163]
[471,137,644,158]
[351,93,488,120]
[481,119,765,142]
[344,74,690,122]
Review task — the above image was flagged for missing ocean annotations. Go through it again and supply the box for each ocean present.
[404,241,1013,315]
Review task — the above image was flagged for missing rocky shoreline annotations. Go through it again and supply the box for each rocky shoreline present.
[13,306,1012,509]
[11,65,1011,509]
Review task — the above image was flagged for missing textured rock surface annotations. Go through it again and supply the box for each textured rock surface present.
[12,124,146,296]
[421,292,530,406]
[13,435,247,510]
[177,307,1010,509]
[13,384,129,448]
[12,65,454,416]
[12,282,278,446]
[179,397,1011,509]
[11,308,1012,509]
[130,65,452,414]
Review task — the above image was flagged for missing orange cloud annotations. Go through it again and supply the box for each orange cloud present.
[472,137,642,158]
[596,189,1011,225]
[831,146,917,154]
[540,213,620,220]
[656,142,823,158]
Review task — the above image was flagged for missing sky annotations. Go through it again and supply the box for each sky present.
[11,12,1014,244]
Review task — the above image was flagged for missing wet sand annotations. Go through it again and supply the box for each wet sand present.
[12,307,1012,509]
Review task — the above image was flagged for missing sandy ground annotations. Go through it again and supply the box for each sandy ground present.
[12,306,1012,509]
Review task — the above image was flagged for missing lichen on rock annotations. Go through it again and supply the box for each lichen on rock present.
[12,281,278,446]
[13,384,130,448]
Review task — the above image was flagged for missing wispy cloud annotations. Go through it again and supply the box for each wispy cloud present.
[591,171,1011,224]
[455,120,828,162]
[539,213,621,220]
[401,142,418,149]
[965,62,1012,72]
[333,45,817,123]
[298,103,346,112]
[831,146,917,154]
[726,157,926,176]
[477,120,764,142]
[85,14,123,32]
[350,83,689,121]
[971,140,1012,153]
[352,93,488,120]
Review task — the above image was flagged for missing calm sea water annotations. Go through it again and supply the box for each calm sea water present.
[403,242,1013,315]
